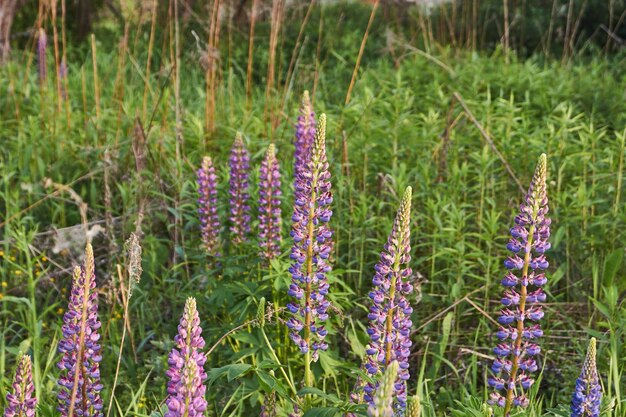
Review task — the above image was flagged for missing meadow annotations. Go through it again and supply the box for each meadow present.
[0,1,625,417]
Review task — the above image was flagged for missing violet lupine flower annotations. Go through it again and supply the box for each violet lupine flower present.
[4,354,37,417]
[571,337,602,417]
[258,144,282,260]
[259,391,276,417]
[363,186,413,411]
[57,244,104,417]
[293,90,316,178]
[37,28,47,82]
[488,154,551,414]
[197,156,221,258]
[229,133,251,245]
[286,113,333,364]
[59,59,68,99]
[165,297,208,417]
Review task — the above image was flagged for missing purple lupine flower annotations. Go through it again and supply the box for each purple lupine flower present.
[489,154,550,414]
[59,59,68,99]
[259,391,276,417]
[229,133,251,245]
[363,186,413,411]
[197,156,221,258]
[37,28,47,82]
[57,244,104,417]
[4,354,37,417]
[571,337,602,417]
[294,90,316,178]
[286,114,333,367]
[258,144,282,260]
[165,297,208,417]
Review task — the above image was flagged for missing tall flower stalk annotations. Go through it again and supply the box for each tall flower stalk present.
[4,354,37,417]
[197,156,221,258]
[229,133,251,245]
[489,154,550,414]
[294,90,316,178]
[57,243,104,417]
[165,297,208,417]
[364,186,413,411]
[258,144,282,260]
[571,337,602,417]
[286,114,333,387]
[37,28,47,82]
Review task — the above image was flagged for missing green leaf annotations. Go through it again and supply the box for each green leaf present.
[303,407,341,417]
[603,249,623,288]
[227,363,252,381]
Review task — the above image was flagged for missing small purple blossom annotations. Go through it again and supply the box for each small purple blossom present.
[294,90,316,178]
[258,144,282,260]
[37,28,47,82]
[229,133,251,245]
[489,154,551,414]
[59,59,68,99]
[286,114,333,363]
[363,186,413,411]
[57,244,104,417]
[197,156,221,258]
[4,354,37,417]
[165,297,208,417]
[571,337,602,417]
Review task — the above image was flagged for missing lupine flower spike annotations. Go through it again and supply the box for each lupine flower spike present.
[57,243,104,417]
[259,391,277,417]
[258,144,282,260]
[368,361,399,417]
[4,354,37,417]
[286,114,333,386]
[197,156,221,258]
[571,337,602,417]
[294,90,316,177]
[229,133,251,245]
[489,154,551,414]
[165,297,208,417]
[37,28,47,82]
[406,395,421,417]
[363,186,414,411]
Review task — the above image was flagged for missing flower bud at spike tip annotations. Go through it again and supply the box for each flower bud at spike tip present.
[294,90,316,178]
[257,297,266,328]
[571,338,602,417]
[4,354,37,417]
[368,361,399,417]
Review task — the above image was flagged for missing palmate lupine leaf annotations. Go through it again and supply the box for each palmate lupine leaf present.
[4,354,37,417]
[489,154,551,414]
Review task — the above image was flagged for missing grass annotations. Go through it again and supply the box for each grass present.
[0,2,625,416]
